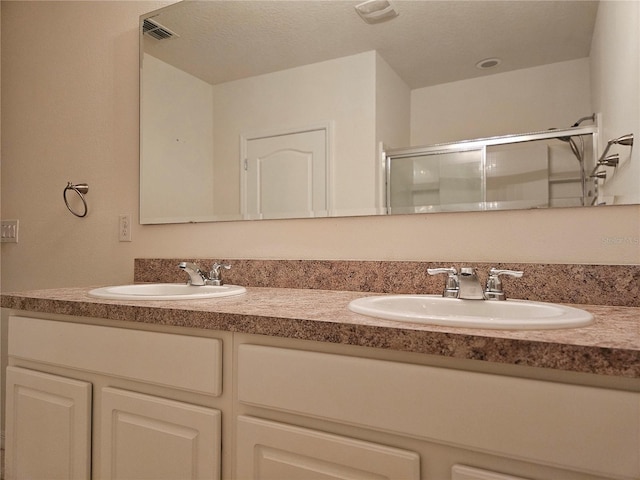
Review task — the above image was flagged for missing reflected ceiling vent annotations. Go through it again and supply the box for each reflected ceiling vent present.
[142,18,178,41]
[355,0,399,24]
[476,57,502,70]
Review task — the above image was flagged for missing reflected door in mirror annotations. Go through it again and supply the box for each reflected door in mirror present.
[243,128,328,220]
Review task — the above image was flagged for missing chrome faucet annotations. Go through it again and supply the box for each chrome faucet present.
[428,266,523,300]
[457,267,485,300]
[178,261,231,286]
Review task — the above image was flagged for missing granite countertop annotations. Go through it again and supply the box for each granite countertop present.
[2,285,640,378]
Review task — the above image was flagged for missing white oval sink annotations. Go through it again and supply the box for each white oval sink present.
[89,283,246,301]
[348,295,594,330]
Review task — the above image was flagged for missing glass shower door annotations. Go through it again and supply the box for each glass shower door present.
[387,148,484,213]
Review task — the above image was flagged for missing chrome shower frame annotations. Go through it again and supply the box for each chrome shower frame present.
[385,125,599,213]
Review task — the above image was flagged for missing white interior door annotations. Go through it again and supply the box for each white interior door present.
[243,127,328,219]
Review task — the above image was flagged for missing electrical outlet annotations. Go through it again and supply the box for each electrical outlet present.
[1,220,19,243]
[119,214,132,242]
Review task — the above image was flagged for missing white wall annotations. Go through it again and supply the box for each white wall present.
[590,0,640,205]
[141,54,215,223]
[411,58,593,145]
[1,1,639,293]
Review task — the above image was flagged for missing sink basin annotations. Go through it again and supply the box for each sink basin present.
[89,283,246,301]
[348,295,594,330]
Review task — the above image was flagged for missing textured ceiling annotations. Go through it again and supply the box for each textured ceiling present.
[143,0,599,89]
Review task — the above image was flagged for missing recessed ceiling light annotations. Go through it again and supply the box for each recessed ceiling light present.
[355,0,399,24]
[476,57,502,70]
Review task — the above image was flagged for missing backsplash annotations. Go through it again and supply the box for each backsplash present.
[134,259,640,307]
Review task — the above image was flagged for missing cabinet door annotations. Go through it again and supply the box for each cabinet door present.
[5,366,92,480]
[99,387,221,480]
[236,416,420,480]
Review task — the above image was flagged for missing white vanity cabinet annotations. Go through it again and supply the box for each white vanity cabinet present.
[5,315,226,480]
[4,313,640,480]
[235,339,640,480]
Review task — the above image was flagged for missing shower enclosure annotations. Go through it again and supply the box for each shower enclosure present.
[385,125,598,214]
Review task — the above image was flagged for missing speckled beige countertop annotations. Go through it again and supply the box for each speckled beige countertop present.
[2,285,639,378]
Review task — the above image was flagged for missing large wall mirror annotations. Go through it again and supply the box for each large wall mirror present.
[140,0,639,224]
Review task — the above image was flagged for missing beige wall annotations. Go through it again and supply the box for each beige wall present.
[1,1,639,293]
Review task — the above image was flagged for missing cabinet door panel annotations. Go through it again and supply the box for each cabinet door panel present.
[100,387,221,480]
[236,415,420,480]
[5,366,92,480]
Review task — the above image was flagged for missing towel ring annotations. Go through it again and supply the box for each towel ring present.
[64,182,89,217]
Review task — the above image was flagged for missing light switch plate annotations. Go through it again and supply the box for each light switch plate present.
[119,214,132,242]
[1,220,19,243]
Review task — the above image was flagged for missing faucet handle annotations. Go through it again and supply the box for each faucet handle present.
[209,262,231,286]
[427,267,459,298]
[488,268,524,279]
[427,267,457,276]
[485,268,523,301]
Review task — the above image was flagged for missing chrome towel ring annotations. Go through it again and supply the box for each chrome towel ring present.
[64,182,89,217]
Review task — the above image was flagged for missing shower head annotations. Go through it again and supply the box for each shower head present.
[591,154,620,177]
[598,153,620,168]
[609,133,634,147]
[598,133,634,165]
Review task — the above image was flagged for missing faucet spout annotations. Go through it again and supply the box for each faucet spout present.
[178,262,206,286]
[457,267,485,300]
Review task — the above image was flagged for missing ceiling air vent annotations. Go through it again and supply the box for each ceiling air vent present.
[142,18,178,41]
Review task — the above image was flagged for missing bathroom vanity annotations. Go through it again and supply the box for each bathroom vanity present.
[2,261,639,480]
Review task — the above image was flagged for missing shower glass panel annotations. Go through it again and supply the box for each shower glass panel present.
[485,142,549,210]
[387,149,484,214]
